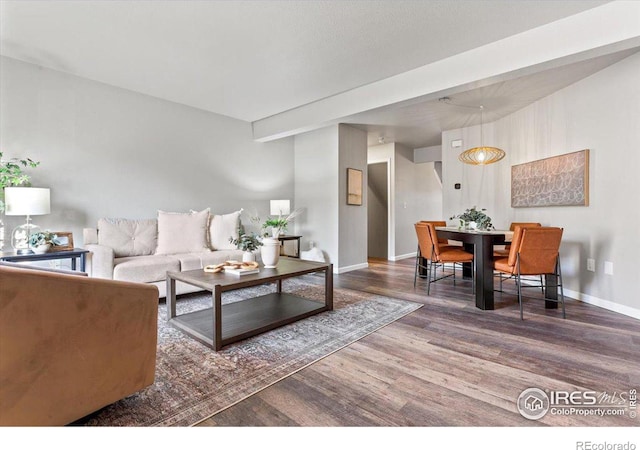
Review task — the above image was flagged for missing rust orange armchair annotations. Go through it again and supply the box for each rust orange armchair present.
[414,222,474,295]
[493,226,565,320]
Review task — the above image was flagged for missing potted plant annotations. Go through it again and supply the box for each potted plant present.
[229,232,263,262]
[28,231,61,254]
[259,209,301,238]
[249,208,301,268]
[450,206,494,230]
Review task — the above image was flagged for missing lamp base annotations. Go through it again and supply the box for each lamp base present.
[11,222,41,254]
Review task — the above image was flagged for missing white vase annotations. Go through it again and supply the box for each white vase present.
[242,251,256,262]
[31,243,51,254]
[260,238,280,268]
[468,221,477,230]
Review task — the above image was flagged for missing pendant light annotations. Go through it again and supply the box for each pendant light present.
[458,105,505,165]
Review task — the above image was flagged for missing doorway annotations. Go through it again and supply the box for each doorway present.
[367,162,388,259]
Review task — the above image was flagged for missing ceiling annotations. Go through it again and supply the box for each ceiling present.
[2,0,631,149]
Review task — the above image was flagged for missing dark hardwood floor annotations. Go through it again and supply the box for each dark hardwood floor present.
[197,258,640,427]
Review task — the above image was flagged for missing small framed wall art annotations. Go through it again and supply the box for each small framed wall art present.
[52,231,74,251]
[347,168,363,206]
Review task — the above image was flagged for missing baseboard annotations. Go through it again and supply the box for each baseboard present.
[389,252,416,261]
[563,288,640,320]
[335,262,369,274]
[500,279,639,320]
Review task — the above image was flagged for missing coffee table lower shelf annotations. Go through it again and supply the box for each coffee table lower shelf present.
[169,292,328,350]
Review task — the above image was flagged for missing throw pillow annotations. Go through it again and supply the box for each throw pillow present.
[98,218,157,257]
[209,209,242,250]
[155,208,210,255]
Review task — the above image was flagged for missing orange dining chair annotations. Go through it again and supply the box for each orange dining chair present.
[418,220,449,245]
[494,222,543,292]
[493,222,542,257]
[414,222,474,295]
[493,226,565,320]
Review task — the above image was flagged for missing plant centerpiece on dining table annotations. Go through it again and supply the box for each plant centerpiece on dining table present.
[450,206,494,230]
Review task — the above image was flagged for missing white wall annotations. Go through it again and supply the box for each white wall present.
[442,52,640,318]
[0,57,295,248]
[337,124,368,271]
[442,123,505,229]
[414,145,442,163]
[293,124,368,273]
[294,126,339,265]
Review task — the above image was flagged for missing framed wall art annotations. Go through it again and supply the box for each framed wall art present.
[347,168,363,206]
[52,231,74,251]
[511,149,589,208]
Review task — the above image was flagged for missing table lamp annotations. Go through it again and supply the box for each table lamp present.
[4,187,51,254]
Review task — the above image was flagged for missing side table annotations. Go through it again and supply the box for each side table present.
[0,248,90,272]
[277,235,302,258]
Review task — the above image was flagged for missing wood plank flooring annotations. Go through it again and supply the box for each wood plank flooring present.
[197,258,640,427]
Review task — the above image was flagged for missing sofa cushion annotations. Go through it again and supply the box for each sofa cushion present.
[208,210,242,250]
[98,218,157,257]
[113,255,180,283]
[155,209,210,255]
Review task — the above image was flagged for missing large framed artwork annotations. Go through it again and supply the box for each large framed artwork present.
[511,149,589,208]
[347,168,363,206]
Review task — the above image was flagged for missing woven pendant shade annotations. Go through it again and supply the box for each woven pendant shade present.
[458,146,506,165]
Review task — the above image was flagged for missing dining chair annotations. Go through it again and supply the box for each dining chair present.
[494,222,543,292]
[493,226,565,320]
[418,220,453,246]
[493,222,542,257]
[414,222,474,295]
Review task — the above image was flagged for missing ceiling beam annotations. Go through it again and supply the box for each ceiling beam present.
[252,1,640,142]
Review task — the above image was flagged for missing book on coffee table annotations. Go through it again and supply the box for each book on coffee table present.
[224,267,260,276]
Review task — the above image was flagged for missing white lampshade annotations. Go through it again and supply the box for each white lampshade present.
[4,187,51,216]
[270,199,290,216]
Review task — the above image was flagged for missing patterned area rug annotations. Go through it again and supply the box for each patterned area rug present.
[80,276,421,426]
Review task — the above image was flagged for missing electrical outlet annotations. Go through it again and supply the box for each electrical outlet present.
[604,261,614,275]
[587,258,595,272]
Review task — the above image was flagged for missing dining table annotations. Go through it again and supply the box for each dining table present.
[432,227,561,311]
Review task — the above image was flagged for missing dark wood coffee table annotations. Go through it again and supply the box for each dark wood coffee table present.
[166,258,333,351]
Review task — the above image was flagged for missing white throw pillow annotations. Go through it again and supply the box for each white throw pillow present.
[209,210,242,250]
[155,208,210,255]
[98,218,157,257]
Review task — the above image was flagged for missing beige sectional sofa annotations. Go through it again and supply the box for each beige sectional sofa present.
[83,208,248,297]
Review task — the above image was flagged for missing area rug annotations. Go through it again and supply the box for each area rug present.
[81,276,421,426]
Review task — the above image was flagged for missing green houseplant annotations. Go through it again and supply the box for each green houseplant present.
[229,232,263,252]
[28,231,61,254]
[450,206,494,230]
[257,209,301,238]
[0,151,40,213]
